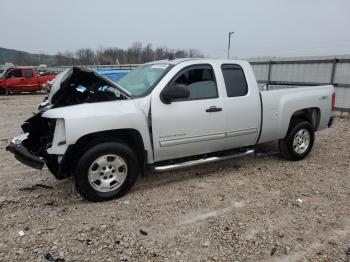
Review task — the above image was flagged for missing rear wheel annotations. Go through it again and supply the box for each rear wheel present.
[279,120,314,161]
[74,142,139,201]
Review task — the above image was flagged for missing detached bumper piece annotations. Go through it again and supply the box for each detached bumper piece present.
[6,141,44,170]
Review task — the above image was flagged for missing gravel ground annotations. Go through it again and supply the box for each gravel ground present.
[0,94,349,262]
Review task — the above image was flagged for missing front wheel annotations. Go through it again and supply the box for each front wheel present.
[0,88,8,95]
[279,120,315,161]
[74,142,140,201]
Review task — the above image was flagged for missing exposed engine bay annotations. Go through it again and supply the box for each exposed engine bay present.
[47,67,130,108]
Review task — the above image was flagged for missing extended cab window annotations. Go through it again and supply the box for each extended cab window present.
[7,69,23,78]
[23,69,33,78]
[172,65,217,100]
[221,64,248,97]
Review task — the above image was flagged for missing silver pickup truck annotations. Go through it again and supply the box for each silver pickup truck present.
[7,59,335,201]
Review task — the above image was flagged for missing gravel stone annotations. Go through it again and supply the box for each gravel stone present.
[0,95,349,261]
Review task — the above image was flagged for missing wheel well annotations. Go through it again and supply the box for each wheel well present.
[64,129,146,175]
[289,108,320,131]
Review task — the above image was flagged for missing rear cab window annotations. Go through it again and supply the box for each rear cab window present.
[221,64,248,97]
[23,69,34,78]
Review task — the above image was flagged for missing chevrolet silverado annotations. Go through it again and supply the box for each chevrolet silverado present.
[7,59,335,201]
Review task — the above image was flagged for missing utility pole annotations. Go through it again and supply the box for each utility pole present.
[227,32,234,59]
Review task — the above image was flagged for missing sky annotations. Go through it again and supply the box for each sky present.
[1,0,350,59]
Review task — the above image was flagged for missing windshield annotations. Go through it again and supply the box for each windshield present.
[0,68,11,78]
[0,69,6,78]
[103,72,128,83]
[116,64,171,96]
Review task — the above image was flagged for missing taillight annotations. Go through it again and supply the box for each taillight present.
[331,92,336,111]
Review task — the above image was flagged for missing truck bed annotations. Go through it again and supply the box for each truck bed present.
[259,85,334,143]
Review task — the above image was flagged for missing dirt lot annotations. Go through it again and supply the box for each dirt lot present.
[0,94,349,262]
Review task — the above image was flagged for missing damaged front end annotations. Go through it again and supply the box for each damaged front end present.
[6,114,56,170]
[6,67,130,178]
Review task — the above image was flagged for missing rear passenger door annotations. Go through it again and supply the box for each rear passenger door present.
[221,64,261,148]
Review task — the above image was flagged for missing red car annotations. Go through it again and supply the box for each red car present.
[0,67,57,95]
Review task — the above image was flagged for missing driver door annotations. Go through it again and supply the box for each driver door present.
[151,64,227,162]
[5,69,24,92]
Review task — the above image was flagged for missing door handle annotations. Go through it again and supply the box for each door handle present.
[206,106,222,112]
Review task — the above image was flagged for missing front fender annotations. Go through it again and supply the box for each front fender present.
[43,100,153,162]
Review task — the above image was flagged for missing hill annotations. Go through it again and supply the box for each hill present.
[0,47,75,66]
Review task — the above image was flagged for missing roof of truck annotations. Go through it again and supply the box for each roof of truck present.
[5,66,36,70]
[145,58,246,65]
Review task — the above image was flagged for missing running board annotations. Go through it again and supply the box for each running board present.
[153,149,255,172]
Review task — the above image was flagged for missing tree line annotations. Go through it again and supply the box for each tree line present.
[0,43,204,66]
[55,42,204,66]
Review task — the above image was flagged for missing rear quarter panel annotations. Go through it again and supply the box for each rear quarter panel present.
[259,85,333,143]
[39,74,56,85]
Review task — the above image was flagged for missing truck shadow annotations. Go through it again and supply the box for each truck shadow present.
[11,142,280,204]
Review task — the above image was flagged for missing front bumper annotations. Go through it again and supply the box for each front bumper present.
[6,134,45,170]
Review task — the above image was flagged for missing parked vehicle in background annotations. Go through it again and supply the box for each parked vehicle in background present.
[0,67,57,95]
[7,59,335,201]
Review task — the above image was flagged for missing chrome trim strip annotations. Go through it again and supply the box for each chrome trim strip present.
[153,149,255,172]
[159,128,258,147]
[159,133,226,147]
[13,84,40,87]
[226,128,258,138]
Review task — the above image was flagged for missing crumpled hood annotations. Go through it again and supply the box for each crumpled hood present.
[47,67,131,107]
[47,70,67,102]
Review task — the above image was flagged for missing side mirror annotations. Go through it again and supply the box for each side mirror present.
[161,85,190,104]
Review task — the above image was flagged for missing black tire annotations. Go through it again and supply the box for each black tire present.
[0,88,8,95]
[46,159,59,177]
[74,142,139,202]
[46,155,69,180]
[279,119,314,161]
